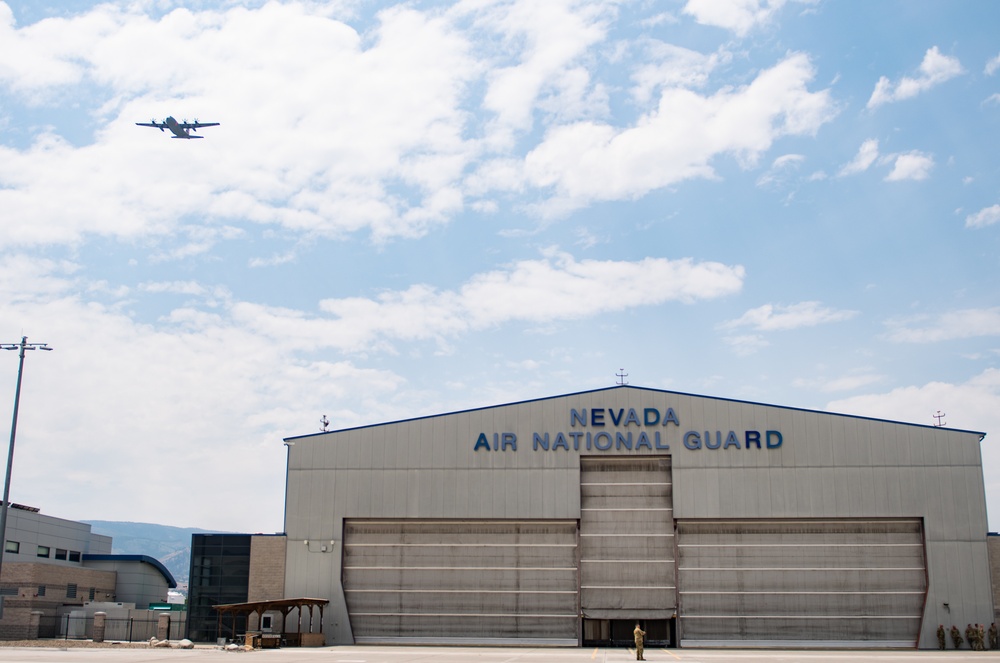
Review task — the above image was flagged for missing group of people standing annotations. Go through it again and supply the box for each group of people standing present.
[938,623,999,650]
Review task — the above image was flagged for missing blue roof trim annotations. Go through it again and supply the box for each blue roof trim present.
[284,384,986,442]
[82,554,177,588]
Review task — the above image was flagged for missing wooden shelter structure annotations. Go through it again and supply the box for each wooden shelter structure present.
[213,597,330,647]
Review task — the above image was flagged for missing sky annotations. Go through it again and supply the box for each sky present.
[0,0,998,534]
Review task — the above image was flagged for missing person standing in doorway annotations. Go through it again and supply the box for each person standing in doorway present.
[633,622,646,661]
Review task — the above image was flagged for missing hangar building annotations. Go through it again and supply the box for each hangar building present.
[280,385,992,649]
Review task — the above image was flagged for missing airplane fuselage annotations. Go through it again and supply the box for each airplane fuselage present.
[164,116,202,139]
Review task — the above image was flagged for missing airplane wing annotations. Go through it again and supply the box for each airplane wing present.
[179,121,220,129]
[135,122,166,129]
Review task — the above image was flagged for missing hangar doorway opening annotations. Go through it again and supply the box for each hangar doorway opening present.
[583,618,675,648]
[579,456,676,648]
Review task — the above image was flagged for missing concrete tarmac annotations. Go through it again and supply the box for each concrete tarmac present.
[2,646,1000,663]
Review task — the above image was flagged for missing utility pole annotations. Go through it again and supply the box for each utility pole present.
[0,337,53,614]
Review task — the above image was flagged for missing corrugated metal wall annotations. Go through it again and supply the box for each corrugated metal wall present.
[580,456,675,618]
[342,520,578,643]
[677,519,927,646]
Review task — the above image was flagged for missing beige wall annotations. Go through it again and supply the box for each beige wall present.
[0,562,116,639]
[247,534,287,632]
[248,535,286,602]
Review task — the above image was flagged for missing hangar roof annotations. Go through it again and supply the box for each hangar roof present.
[284,384,986,442]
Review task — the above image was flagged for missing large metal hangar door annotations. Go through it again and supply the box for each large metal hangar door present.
[580,456,676,646]
[342,520,579,644]
[677,519,927,647]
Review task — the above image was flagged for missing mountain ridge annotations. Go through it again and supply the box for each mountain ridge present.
[83,520,231,585]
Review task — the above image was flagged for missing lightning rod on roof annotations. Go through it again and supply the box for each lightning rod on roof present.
[933,411,946,427]
[616,369,628,386]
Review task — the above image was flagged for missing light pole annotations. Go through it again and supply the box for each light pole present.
[0,337,52,602]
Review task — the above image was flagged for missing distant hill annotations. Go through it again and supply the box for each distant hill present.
[83,521,226,585]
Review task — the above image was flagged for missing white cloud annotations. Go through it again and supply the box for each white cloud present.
[722,334,769,356]
[508,53,835,216]
[838,138,879,176]
[826,369,1000,433]
[836,142,932,181]
[867,46,963,109]
[630,42,729,103]
[639,11,680,28]
[793,371,884,393]
[304,249,745,351]
[883,151,934,181]
[966,204,1000,228]
[721,301,858,332]
[0,2,115,95]
[986,52,1000,76]
[885,307,1000,343]
[573,227,605,249]
[6,250,744,358]
[472,0,615,147]
[682,0,788,37]
[756,153,805,188]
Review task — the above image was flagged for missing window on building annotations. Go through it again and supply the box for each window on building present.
[66,583,77,599]
[68,551,81,562]
[4,541,18,554]
[36,545,50,558]
[0,587,16,596]
[37,585,45,597]
[55,549,67,560]
[88,587,95,601]
[187,534,252,642]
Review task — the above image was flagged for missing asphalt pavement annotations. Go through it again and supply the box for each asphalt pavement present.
[1,646,1000,663]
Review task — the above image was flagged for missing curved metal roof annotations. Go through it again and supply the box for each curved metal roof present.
[82,554,177,588]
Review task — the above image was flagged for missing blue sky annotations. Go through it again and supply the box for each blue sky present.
[1,0,998,532]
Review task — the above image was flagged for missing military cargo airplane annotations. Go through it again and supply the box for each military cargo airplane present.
[136,116,220,139]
